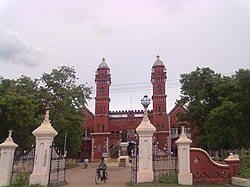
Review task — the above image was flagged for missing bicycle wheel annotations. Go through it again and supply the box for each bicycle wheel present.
[95,173,101,185]
[83,162,88,168]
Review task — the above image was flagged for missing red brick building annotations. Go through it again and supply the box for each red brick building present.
[81,56,191,160]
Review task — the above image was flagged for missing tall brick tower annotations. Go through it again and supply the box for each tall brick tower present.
[91,58,111,159]
[151,56,169,147]
[94,58,111,132]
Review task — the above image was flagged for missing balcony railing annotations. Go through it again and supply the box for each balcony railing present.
[82,136,92,141]
[171,127,191,139]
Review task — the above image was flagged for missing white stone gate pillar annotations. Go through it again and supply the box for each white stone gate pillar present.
[136,95,156,183]
[29,109,57,186]
[175,126,192,185]
[0,130,18,187]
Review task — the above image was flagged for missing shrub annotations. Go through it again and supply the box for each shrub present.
[10,174,29,187]
[239,155,250,179]
[159,173,178,184]
[9,173,43,187]
[66,158,78,168]
[239,165,250,179]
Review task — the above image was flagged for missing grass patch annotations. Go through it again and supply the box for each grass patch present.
[7,173,65,187]
[158,174,178,184]
[128,182,239,187]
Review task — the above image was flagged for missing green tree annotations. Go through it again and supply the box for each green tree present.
[206,101,239,150]
[178,67,250,150]
[40,66,91,155]
[0,76,42,149]
[177,67,222,148]
[206,69,250,149]
[231,69,250,147]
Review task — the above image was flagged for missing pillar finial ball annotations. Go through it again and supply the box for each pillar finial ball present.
[141,95,151,108]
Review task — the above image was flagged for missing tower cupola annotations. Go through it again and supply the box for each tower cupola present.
[153,55,164,67]
[98,58,109,69]
[95,58,111,86]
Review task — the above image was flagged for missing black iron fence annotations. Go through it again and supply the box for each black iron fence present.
[11,146,35,181]
[153,144,178,181]
[130,144,138,184]
[48,143,66,185]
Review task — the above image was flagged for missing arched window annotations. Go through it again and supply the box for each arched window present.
[99,125,104,132]
[157,85,162,94]
[158,106,161,113]
[98,145,102,152]
[100,87,104,96]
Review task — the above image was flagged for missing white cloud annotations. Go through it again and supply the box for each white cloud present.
[0,28,70,67]
[0,0,249,111]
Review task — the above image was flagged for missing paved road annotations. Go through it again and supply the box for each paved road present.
[65,162,131,187]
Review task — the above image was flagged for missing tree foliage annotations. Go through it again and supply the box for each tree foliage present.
[0,66,91,155]
[178,67,250,150]
[40,66,91,155]
[0,76,42,149]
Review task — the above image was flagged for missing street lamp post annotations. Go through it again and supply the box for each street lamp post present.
[136,95,156,183]
[141,95,151,121]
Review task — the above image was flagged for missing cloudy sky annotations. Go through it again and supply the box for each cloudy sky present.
[0,0,249,112]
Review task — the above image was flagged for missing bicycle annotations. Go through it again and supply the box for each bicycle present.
[83,159,89,169]
[95,168,108,185]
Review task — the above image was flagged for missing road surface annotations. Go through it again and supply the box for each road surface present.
[64,162,131,187]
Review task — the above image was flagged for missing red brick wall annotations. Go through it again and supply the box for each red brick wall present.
[190,148,239,184]
[92,134,109,160]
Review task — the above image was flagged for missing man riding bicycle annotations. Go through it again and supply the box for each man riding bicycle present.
[98,157,107,180]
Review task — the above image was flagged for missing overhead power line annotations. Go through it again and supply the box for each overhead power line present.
[0,72,249,95]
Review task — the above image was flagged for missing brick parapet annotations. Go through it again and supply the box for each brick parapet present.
[190,148,240,184]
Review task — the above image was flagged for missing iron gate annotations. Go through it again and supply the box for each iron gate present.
[11,145,35,181]
[153,144,178,181]
[130,143,138,184]
[48,143,66,185]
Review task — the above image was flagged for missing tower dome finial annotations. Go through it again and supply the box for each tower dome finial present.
[98,58,109,68]
[153,55,164,67]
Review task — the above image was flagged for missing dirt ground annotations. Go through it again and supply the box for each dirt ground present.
[64,162,131,187]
